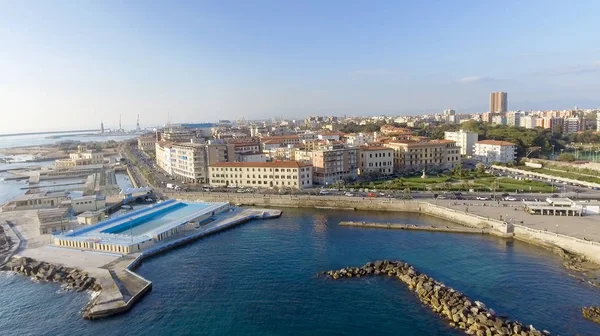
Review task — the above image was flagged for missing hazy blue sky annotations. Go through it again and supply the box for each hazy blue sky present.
[1,1,599,132]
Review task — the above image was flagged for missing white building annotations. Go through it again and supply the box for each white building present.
[346,133,374,146]
[491,115,506,125]
[68,195,107,214]
[521,115,536,129]
[506,112,521,127]
[359,146,394,176]
[317,133,342,141]
[155,141,233,183]
[55,145,104,168]
[209,161,313,189]
[444,130,478,156]
[237,152,268,162]
[474,140,517,164]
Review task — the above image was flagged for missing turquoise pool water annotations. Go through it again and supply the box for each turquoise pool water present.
[104,202,210,236]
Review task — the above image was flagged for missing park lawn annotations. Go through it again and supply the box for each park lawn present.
[471,177,554,193]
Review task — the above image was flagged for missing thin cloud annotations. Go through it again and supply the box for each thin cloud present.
[351,69,393,76]
[457,76,495,84]
[541,62,600,76]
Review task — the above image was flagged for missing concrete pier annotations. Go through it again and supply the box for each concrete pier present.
[83,207,282,319]
[339,221,489,234]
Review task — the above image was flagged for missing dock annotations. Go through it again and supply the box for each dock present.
[83,207,282,319]
[339,221,489,234]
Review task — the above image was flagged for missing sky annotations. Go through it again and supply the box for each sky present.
[1,0,600,133]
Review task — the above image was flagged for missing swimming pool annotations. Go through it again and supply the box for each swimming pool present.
[102,202,212,236]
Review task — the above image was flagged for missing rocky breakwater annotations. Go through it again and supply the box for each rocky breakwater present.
[582,306,600,325]
[2,256,101,292]
[321,260,551,336]
[0,225,15,262]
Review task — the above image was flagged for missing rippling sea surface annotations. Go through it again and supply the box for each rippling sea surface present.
[1,208,600,336]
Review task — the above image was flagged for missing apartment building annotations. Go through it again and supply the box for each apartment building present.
[161,128,196,142]
[345,132,374,146]
[209,161,313,189]
[260,135,301,147]
[563,117,583,134]
[506,112,520,127]
[310,144,359,185]
[232,142,261,153]
[155,141,234,183]
[237,152,268,162]
[359,146,394,176]
[491,115,506,125]
[542,117,564,130]
[55,145,104,168]
[155,141,174,175]
[474,140,517,164]
[444,130,478,156]
[490,92,508,113]
[384,140,461,172]
[137,136,156,152]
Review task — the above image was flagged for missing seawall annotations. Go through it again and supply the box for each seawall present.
[169,192,600,264]
[126,166,139,188]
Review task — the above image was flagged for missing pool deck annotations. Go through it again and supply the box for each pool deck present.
[83,207,282,319]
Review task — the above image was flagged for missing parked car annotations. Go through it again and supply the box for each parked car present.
[501,193,510,197]
[319,190,329,195]
[504,196,517,201]
[344,192,354,197]
[476,196,489,200]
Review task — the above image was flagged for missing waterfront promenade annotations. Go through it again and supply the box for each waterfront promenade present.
[169,192,600,264]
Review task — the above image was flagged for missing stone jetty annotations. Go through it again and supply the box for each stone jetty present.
[2,256,101,292]
[582,306,600,325]
[0,225,15,262]
[321,260,550,336]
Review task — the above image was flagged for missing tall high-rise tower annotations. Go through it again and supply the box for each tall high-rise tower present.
[100,122,104,134]
[119,114,122,132]
[489,92,508,113]
[136,114,140,131]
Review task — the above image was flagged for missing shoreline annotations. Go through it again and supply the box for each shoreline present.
[0,207,282,320]
[171,192,600,278]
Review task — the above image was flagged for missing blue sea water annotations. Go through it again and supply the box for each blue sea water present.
[1,208,600,335]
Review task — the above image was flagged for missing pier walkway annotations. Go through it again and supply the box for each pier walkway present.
[84,207,282,319]
[339,221,489,234]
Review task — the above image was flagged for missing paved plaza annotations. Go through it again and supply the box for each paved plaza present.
[437,200,600,242]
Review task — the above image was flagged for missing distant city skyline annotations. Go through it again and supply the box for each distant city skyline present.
[1,1,600,133]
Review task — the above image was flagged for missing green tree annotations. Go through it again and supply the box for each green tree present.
[558,153,576,162]
[451,165,464,178]
[475,163,486,175]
